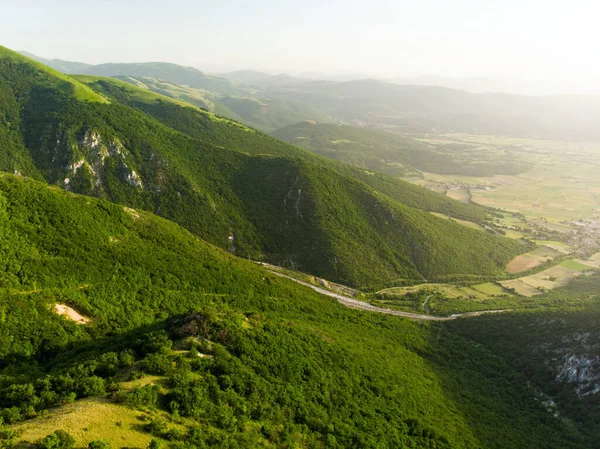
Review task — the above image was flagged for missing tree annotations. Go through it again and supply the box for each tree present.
[148,439,161,449]
[0,424,17,449]
[87,440,111,449]
[37,430,75,449]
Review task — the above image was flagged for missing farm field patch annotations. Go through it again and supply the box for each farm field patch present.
[409,134,600,223]
[499,279,543,297]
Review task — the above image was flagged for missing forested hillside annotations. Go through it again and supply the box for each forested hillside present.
[272,121,530,176]
[0,46,526,287]
[76,75,490,222]
[80,62,246,95]
[0,173,596,448]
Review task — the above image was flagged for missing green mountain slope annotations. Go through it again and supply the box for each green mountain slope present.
[18,50,92,74]
[0,46,527,287]
[218,95,333,132]
[107,75,333,132]
[272,121,531,176]
[17,51,335,132]
[0,173,595,448]
[80,62,247,95]
[75,75,490,223]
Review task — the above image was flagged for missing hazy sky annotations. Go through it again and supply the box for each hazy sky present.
[3,0,600,92]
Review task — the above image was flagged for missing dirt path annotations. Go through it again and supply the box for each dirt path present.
[423,294,433,314]
[270,271,511,321]
[55,304,90,325]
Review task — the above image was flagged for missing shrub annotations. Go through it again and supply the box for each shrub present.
[37,430,75,449]
[147,440,161,449]
[87,440,111,449]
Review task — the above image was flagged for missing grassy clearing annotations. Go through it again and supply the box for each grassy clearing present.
[446,189,471,203]
[379,283,461,297]
[529,246,561,260]
[0,46,109,104]
[507,254,541,273]
[430,212,485,231]
[531,220,573,233]
[379,283,493,301]
[535,241,574,254]
[471,282,511,296]
[12,398,155,448]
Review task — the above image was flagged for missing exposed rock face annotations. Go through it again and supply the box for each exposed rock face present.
[533,330,600,398]
[62,129,144,192]
[554,341,600,397]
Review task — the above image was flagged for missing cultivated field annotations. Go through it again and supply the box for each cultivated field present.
[446,189,471,203]
[507,246,563,273]
[575,252,600,269]
[500,279,543,297]
[379,282,511,301]
[410,134,600,223]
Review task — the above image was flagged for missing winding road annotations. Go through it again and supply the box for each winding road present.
[270,271,511,321]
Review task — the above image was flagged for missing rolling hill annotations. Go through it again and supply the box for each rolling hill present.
[110,75,334,132]
[220,70,309,87]
[18,50,92,74]
[272,121,530,176]
[80,62,248,96]
[0,45,527,288]
[265,79,600,140]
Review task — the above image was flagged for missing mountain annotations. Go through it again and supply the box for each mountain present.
[18,50,92,74]
[217,95,333,131]
[1,172,597,448]
[21,50,334,131]
[220,70,309,87]
[272,121,531,176]
[0,45,527,288]
[266,79,600,140]
[77,62,250,96]
[19,51,600,140]
[111,75,334,132]
[388,74,558,96]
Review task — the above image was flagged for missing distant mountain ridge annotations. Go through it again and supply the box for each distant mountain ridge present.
[219,70,309,87]
[272,121,531,177]
[18,50,92,74]
[20,50,600,140]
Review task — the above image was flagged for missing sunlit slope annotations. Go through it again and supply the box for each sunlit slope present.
[0,49,527,286]
[77,75,491,222]
[0,173,590,449]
